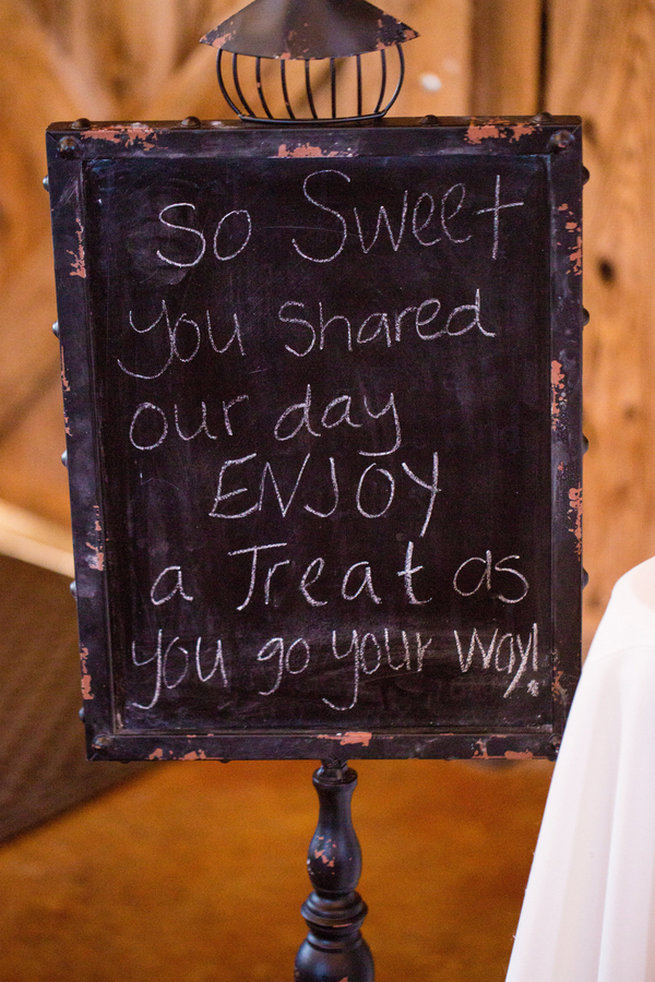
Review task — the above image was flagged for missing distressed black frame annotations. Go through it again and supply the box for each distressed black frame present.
[46,117,583,762]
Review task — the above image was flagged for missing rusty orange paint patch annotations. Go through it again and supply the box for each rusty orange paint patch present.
[474,736,528,759]
[86,543,104,571]
[507,122,538,141]
[551,359,566,427]
[568,234,582,276]
[202,30,236,49]
[276,142,352,158]
[317,731,372,747]
[86,505,105,571]
[313,839,336,867]
[68,217,86,278]
[181,750,208,760]
[552,669,568,704]
[60,348,71,393]
[82,123,159,152]
[277,143,328,158]
[568,485,582,556]
[466,118,537,144]
[466,121,505,144]
[123,124,158,150]
[148,748,165,760]
[337,731,372,747]
[80,647,94,700]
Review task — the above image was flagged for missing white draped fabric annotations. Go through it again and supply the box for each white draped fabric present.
[506,557,655,982]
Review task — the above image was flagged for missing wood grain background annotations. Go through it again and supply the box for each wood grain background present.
[3,0,649,640]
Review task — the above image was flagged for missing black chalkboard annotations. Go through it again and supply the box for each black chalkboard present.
[47,117,583,761]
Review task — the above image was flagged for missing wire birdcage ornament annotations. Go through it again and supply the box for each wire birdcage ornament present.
[201,0,418,124]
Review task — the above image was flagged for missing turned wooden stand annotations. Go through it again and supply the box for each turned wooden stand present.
[295,761,374,982]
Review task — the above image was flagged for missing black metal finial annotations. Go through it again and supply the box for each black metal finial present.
[200,0,418,124]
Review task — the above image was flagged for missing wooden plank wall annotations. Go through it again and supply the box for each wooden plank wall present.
[546,0,655,630]
[1,0,653,637]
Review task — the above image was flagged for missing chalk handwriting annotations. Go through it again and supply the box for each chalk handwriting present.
[252,627,432,710]
[115,158,545,731]
[453,551,529,604]
[226,542,384,611]
[209,452,440,540]
[149,565,194,606]
[396,540,433,605]
[129,394,250,451]
[118,301,244,380]
[272,385,401,456]
[130,630,229,710]
[220,535,440,612]
[279,289,494,357]
[322,628,432,711]
[156,203,206,268]
[127,622,541,713]
[291,170,524,262]
[156,202,252,267]
[454,623,538,698]
[475,174,525,261]
[256,636,311,696]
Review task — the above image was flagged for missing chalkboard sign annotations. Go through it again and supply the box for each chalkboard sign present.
[47,117,583,761]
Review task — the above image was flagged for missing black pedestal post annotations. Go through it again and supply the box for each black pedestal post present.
[295,760,374,982]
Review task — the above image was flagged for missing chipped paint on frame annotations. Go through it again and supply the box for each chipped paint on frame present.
[474,738,535,760]
[552,668,568,705]
[147,747,210,760]
[557,202,582,277]
[81,123,159,152]
[276,142,354,158]
[80,647,94,700]
[568,233,582,276]
[317,732,373,747]
[568,485,583,556]
[85,504,105,571]
[551,359,566,428]
[60,347,71,394]
[466,120,506,144]
[68,217,86,279]
[465,118,538,145]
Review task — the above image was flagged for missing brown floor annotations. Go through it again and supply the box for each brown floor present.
[0,756,552,981]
